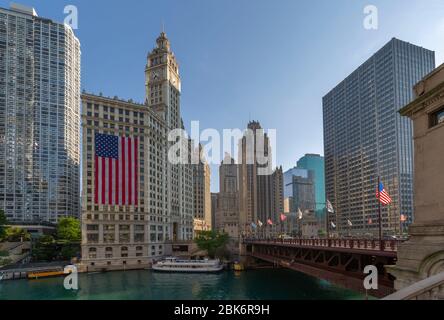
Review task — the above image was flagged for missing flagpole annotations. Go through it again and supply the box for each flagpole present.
[378,176,382,242]
[326,207,329,239]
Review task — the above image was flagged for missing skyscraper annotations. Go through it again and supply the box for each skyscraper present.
[81,32,194,271]
[323,38,435,236]
[238,121,283,233]
[0,4,81,223]
[193,155,212,232]
[216,155,240,239]
[297,154,325,219]
[146,32,194,241]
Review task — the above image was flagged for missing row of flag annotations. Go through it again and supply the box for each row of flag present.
[249,208,307,230]
[327,181,407,229]
[249,181,405,230]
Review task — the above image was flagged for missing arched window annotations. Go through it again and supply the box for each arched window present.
[89,247,97,252]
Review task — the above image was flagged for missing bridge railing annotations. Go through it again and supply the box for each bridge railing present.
[244,238,402,252]
[382,272,444,300]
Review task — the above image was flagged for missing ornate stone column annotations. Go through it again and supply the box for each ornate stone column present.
[387,64,444,297]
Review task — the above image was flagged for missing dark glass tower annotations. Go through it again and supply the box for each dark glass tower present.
[323,38,435,237]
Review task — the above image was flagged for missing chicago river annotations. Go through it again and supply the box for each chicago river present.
[0,269,365,300]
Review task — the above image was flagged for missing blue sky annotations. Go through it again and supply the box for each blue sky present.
[3,0,444,192]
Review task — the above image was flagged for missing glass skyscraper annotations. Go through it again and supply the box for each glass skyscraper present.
[297,154,325,218]
[323,38,435,237]
[0,4,81,223]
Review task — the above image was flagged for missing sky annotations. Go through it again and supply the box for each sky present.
[3,0,444,192]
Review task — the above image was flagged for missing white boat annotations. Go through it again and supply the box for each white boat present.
[152,257,223,273]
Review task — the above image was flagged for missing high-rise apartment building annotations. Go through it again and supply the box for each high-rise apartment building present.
[0,4,81,223]
[81,32,193,271]
[216,155,240,239]
[323,38,435,236]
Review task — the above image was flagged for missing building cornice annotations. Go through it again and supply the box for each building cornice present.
[399,81,444,118]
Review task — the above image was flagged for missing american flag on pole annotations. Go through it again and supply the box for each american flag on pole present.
[327,200,335,213]
[95,133,138,206]
[376,182,392,206]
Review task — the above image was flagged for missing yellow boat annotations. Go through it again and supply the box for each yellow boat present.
[233,262,245,271]
[28,270,65,279]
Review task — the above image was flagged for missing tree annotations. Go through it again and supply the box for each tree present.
[4,227,31,242]
[0,210,7,241]
[32,235,56,262]
[194,231,229,259]
[56,217,81,241]
[0,210,7,225]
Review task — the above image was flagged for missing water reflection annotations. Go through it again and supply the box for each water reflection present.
[0,269,364,300]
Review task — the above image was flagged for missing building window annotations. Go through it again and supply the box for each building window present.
[430,107,444,128]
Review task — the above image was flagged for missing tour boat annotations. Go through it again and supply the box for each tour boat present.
[152,257,223,273]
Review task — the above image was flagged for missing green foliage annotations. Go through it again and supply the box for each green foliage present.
[59,245,78,260]
[0,227,5,241]
[194,231,229,259]
[0,257,12,266]
[318,229,327,238]
[39,235,55,244]
[32,235,80,262]
[0,250,8,257]
[0,210,7,225]
[3,227,31,242]
[0,210,7,241]
[32,235,56,262]
[56,217,81,241]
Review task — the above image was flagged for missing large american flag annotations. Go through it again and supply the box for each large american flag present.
[95,133,138,206]
[376,182,392,206]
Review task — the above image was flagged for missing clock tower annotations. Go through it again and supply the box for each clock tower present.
[145,32,181,129]
[145,31,194,242]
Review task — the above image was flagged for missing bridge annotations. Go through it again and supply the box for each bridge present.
[243,238,403,298]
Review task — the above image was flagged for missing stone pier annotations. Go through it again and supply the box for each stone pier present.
[387,64,444,297]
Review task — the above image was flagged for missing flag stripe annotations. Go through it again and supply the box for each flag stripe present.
[108,158,113,205]
[135,138,138,206]
[128,137,132,206]
[101,157,106,205]
[121,138,126,205]
[94,155,99,204]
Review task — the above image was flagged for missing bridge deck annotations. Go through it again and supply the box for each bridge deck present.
[244,239,400,258]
